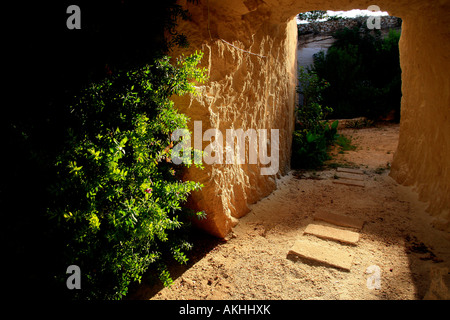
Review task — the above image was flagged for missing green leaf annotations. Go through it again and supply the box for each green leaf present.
[331,120,339,130]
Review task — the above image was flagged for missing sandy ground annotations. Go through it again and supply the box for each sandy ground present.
[129,123,450,300]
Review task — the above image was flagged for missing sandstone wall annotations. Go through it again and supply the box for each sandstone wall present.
[172,0,450,237]
[171,0,298,237]
[390,7,450,232]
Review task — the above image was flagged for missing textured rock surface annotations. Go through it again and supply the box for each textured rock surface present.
[171,0,298,237]
[389,6,450,233]
[171,0,450,237]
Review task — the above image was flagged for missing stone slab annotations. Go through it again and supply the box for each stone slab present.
[336,172,364,181]
[313,212,364,230]
[333,180,365,187]
[304,223,360,245]
[336,167,365,175]
[288,239,353,271]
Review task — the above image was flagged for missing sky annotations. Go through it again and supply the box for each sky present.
[297,9,390,24]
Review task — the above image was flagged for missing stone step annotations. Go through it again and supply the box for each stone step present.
[336,167,365,175]
[304,223,360,245]
[332,180,365,188]
[288,239,353,271]
[313,212,364,230]
[336,172,364,181]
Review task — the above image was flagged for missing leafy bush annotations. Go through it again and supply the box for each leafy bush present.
[47,52,208,300]
[4,1,211,301]
[297,66,330,116]
[292,119,338,168]
[312,27,402,121]
[292,67,338,169]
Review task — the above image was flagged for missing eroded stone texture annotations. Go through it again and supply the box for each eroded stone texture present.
[171,0,298,237]
[389,8,450,233]
[171,0,450,237]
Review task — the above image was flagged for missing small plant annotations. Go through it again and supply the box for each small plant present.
[292,108,339,168]
[292,67,338,169]
[335,134,357,152]
[297,66,330,114]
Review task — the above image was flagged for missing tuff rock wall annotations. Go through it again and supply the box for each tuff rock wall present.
[389,4,450,233]
[172,0,450,237]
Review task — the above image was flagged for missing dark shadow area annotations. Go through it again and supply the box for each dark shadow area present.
[126,229,223,300]
[3,0,192,300]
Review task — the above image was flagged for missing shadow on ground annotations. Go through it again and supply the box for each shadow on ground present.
[126,229,222,300]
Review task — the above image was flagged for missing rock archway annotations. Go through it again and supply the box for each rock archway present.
[171,0,450,237]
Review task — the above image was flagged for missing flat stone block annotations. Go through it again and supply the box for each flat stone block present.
[333,180,365,188]
[314,212,364,230]
[336,172,364,181]
[304,223,360,245]
[336,167,364,175]
[288,239,353,271]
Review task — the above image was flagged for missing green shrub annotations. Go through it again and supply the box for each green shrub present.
[292,118,338,169]
[312,27,402,121]
[297,66,330,116]
[292,67,338,169]
[47,52,208,300]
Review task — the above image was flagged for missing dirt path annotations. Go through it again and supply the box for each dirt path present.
[130,123,450,300]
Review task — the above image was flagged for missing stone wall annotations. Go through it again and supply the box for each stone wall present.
[390,9,450,233]
[297,16,402,35]
[171,0,298,237]
[173,0,450,237]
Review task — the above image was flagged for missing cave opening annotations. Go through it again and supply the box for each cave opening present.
[295,9,402,120]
